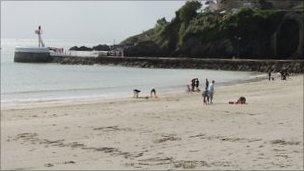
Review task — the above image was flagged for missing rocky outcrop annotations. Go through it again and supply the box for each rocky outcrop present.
[69,46,92,51]
[92,44,110,51]
[69,44,111,51]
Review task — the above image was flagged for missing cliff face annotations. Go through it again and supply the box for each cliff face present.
[120,1,303,59]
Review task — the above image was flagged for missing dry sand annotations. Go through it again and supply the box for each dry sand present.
[1,75,303,170]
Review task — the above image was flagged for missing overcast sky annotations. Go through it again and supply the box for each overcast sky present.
[1,1,186,44]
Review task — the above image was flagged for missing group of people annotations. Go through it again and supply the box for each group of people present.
[268,70,290,81]
[187,78,215,105]
[189,78,200,92]
[132,77,249,106]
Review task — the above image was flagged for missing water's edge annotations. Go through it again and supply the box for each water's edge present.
[1,72,264,109]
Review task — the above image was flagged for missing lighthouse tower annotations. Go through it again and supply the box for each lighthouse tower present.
[14,26,52,63]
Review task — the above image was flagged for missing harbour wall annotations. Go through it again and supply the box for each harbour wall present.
[52,56,304,73]
[14,52,53,63]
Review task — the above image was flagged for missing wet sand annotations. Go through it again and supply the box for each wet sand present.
[1,75,303,170]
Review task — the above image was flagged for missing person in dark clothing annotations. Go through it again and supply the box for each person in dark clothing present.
[202,90,209,105]
[195,78,200,91]
[191,78,196,92]
[282,73,286,80]
[268,71,271,81]
[205,78,209,91]
[281,70,287,80]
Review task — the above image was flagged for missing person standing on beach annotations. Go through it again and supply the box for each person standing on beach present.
[35,25,45,47]
[191,78,196,91]
[195,78,200,91]
[280,70,287,80]
[208,80,215,104]
[202,89,209,105]
[268,71,271,81]
[205,78,209,90]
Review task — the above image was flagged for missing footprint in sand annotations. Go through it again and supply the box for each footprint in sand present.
[92,126,132,132]
[44,163,54,167]
[271,139,300,145]
[63,161,76,164]
[154,134,181,143]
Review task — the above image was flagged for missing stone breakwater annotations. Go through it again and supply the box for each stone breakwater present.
[52,56,304,73]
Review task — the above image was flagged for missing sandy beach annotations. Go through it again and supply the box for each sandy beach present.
[1,75,303,170]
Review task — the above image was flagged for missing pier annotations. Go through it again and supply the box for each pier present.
[51,54,304,73]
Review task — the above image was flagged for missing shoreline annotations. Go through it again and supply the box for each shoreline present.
[1,75,303,170]
[1,71,264,110]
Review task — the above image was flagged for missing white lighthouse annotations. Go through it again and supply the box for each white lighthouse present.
[14,26,52,63]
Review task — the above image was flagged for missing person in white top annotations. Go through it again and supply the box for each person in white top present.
[208,80,215,104]
[35,26,45,47]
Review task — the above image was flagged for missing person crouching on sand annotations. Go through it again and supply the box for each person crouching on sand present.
[150,88,157,98]
[133,89,141,98]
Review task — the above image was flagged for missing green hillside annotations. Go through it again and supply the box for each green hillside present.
[120,1,303,59]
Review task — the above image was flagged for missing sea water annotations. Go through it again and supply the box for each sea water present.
[1,39,256,106]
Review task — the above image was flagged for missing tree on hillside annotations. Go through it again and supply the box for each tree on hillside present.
[177,1,202,24]
[258,0,273,9]
[156,17,168,27]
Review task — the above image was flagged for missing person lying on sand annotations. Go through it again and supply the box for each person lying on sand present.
[229,96,247,104]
